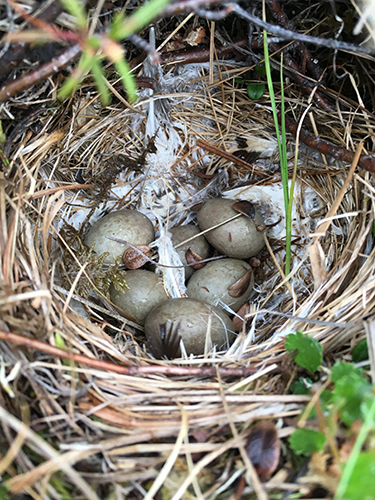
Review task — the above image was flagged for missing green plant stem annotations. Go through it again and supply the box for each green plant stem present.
[58,50,94,100]
[334,395,375,500]
[114,58,137,102]
[263,31,291,275]
[279,53,288,201]
[279,53,291,275]
[90,58,110,106]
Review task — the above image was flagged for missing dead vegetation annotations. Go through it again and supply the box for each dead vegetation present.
[0,1,375,499]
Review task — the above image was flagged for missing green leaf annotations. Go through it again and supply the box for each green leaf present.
[255,64,267,76]
[290,377,312,395]
[0,120,6,145]
[110,0,171,41]
[343,451,375,500]
[58,76,81,101]
[59,0,86,29]
[289,429,326,456]
[285,331,323,373]
[334,396,375,500]
[330,362,372,426]
[263,32,292,275]
[115,59,137,103]
[58,52,94,101]
[55,331,66,350]
[352,339,369,363]
[50,475,74,500]
[90,58,110,106]
[54,331,76,368]
[331,361,364,382]
[0,484,12,500]
[247,83,265,100]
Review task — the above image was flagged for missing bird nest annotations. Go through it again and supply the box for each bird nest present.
[1,28,375,500]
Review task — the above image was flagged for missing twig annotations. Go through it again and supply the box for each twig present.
[195,5,235,21]
[8,0,66,40]
[282,113,375,172]
[232,3,375,55]
[160,38,336,114]
[0,44,81,104]
[268,43,334,113]
[161,0,234,17]
[0,329,271,378]
[160,39,247,65]
[266,0,323,80]
[0,0,64,82]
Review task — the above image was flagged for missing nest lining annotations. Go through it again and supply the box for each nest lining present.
[1,56,374,498]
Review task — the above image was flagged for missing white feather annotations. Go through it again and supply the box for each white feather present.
[150,217,186,298]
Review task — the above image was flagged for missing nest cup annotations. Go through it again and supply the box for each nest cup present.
[1,39,374,497]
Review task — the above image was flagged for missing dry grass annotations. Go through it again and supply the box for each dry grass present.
[1,5,375,498]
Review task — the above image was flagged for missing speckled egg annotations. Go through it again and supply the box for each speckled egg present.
[109,270,167,326]
[197,198,265,259]
[145,298,234,358]
[186,258,253,312]
[84,209,155,265]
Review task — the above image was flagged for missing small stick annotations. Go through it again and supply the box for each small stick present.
[282,113,375,172]
[0,329,267,378]
[0,0,64,81]
[266,0,323,80]
[0,44,81,104]
[232,3,375,56]
[161,0,234,17]
[159,39,248,66]
[159,37,335,115]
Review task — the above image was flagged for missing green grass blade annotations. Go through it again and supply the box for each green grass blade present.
[114,59,137,103]
[58,52,93,101]
[279,52,291,275]
[334,395,375,500]
[263,31,291,276]
[110,0,171,41]
[90,58,110,106]
[279,53,289,212]
[263,33,282,163]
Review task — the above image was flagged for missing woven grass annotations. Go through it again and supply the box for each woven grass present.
[1,5,375,499]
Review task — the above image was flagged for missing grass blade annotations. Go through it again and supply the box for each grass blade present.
[263,31,291,275]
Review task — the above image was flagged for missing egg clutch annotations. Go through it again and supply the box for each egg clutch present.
[83,197,266,358]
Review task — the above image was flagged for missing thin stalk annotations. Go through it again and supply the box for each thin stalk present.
[279,53,289,212]
[279,52,291,275]
[263,31,291,275]
[334,395,375,500]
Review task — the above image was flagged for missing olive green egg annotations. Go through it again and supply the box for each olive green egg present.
[170,224,211,280]
[144,298,234,357]
[186,258,253,312]
[197,198,265,259]
[84,209,155,265]
[110,270,167,325]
